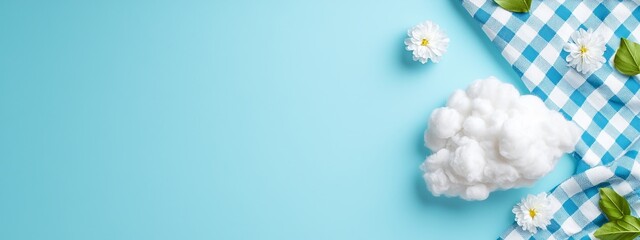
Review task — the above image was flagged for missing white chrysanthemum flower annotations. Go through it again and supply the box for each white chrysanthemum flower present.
[405,21,450,64]
[513,193,552,234]
[564,28,606,74]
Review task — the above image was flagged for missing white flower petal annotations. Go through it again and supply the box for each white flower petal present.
[405,20,449,64]
[513,193,553,234]
[564,28,606,74]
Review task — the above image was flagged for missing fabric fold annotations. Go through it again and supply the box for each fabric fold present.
[460,0,640,238]
[501,142,640,239]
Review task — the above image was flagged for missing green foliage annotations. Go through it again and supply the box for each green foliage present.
[493,0,531,13]
[594,216,640,240]
[614,38,640,76]
[595,188,640,240]
[600,188,631,221]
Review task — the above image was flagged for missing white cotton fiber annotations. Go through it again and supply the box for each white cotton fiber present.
[420,77,581,201]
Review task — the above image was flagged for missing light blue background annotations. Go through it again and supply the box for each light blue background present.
[0,0,576,239]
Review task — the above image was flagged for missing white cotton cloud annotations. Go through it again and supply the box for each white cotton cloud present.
[420,77,581,201]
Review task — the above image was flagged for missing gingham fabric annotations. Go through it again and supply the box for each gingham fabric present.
[502,149,640,239]
[460,0,640,239]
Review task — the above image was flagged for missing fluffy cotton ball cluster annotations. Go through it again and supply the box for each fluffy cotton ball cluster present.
[420,77,581,201]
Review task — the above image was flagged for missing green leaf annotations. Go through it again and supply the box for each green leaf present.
[493,0,532,13]
[614,38,640,76]
[599,188,631,221]
[594,216,640,240]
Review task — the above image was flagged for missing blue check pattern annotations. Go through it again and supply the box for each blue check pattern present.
[503,150,640,239]
[461,0,640,239]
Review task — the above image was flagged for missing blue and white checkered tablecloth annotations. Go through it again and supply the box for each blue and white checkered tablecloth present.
[461,0,640,239]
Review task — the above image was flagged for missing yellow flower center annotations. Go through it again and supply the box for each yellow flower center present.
[580,45,588,54]
[529,209,537,219]
[421,38,430,46]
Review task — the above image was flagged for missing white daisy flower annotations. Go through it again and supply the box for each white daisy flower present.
[564,28,606,74]
[405,21,450,64]
[512,193,552,234]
